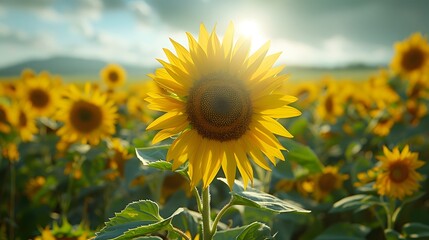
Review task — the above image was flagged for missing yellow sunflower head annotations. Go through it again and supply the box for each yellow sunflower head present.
[56,84,118,145]
[16,76,59,117]
[146,23,301,189]
[315,83,344,123]
[374,145,425,200]
[20,68,36,81]
[0,103,12,134]
[1,143,19,163]
[312,166,348,201]
[10,102,38,142]
[391,33,429,80]
[100,63,127,89]
[105,138,132,180]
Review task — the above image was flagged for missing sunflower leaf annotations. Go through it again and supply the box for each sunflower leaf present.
[94,200,183,240]
[402,222,429,238]
[218,178,310,213]
[213,222,274,240]
[280,138,324,175]
[135,145,172,170]
[330,194,379,213]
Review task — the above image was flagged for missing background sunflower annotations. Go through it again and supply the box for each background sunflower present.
[56,84,118,145]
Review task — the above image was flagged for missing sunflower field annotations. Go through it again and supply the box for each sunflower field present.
[1,25,429,240]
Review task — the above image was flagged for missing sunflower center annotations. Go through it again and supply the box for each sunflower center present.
[187,77,252,141]
[69,100,103,133]
[324,95,334,113]
[19,111,27,127]
[29,88,50,108]
[318,173,337,192]
[389,162,409,183]
[108,71,119,82]
[402,47,425,72]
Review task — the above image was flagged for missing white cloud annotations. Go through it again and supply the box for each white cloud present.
[271,35,391,67]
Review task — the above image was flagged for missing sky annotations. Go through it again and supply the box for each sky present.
[0,0,428,68]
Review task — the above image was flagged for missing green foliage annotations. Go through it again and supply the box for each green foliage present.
[95,200,183,240]
[330,194,380,213]
[214,222,273,240]
[280,138,324,176]
[219,178,310,214]
[315,223,370,240]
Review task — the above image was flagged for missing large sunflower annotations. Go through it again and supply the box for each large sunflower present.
[100,64,127,89]
[17,76,59,117]
[374,145,425,200]
[56,84,117,145]
[391,33,429,80]
[146,23,301,189]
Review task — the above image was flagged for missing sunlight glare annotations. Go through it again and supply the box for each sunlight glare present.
[237,19,268,52]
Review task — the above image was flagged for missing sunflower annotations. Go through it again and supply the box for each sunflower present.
[100,63,127,89]
[1,143,19,163]
[10,102,38,142]
[391,33,429,80]
[315,83,344,123]
[0,103,12,134]
[160,173,192,204]
[374,145,425,200]
[56,84,117,145]
[312,166,348,201]
[20,68,36,81]
[146,23,301,189]
[105,138,132,180]
[16,76,59,117]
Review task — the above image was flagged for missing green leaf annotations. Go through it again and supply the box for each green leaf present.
[218,178,310,214]
[403,222,429,239]
[280,138,323,175]
[330,194,379,213]
[315,223,370,240]
[135,145,171,170]
[95,200,183,240]
[214,222,273,240]
[133,237,164,240]
[385,229,404,240]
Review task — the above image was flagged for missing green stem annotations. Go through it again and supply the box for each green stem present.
[388,198,396,229]
[172,226,191,240]
[211,200,233,236]
[202,186,212,240]
[193,187,203,214]
[9,161,16,240]
[380,196,395,230]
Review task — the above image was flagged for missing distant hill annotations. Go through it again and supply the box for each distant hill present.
[0,56,382,81]
[0,56,155,79]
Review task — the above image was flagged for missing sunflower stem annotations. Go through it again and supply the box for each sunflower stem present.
[8,161,16,240]
[202,186,212,240]
[172,226,191,240]
[211,200,233,236]
[387,197,396,229]
[193,187,203,214]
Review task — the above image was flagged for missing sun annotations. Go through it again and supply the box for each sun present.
[236,19,267,52]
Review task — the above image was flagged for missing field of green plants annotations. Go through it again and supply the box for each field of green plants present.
[1,26,428,240]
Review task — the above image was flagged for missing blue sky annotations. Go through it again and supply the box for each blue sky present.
[1,0,428,68]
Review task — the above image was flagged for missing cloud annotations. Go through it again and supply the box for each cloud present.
[130,1,156,27]
[0,24,61,67]
[271,35,391,67]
